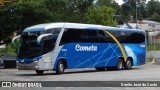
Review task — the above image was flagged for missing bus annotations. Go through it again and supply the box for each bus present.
[12,23,146,75]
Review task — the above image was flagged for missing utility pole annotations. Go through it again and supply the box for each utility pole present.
[135,0,138,29]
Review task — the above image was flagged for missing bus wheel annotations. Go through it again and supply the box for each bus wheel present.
[0,61,4,69]
[95,67,106,71]
[36,70,44,75]
[56,61,65,74]
[124,58,132,70]
[116,58,124,70]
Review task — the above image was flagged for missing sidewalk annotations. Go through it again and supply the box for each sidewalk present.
[147,51,160,64]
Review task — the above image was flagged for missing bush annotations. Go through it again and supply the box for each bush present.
[0,41,19,55]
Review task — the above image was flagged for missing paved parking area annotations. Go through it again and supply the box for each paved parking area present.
[1,63,160,90]
[0,63,160,81]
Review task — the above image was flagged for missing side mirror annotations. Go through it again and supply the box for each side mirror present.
[37,33,52,45]
[11,35,21,46]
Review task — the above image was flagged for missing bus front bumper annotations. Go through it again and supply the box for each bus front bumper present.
[16,60,45,70]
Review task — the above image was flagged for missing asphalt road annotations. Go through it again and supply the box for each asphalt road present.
[0,63,160,81]
[1,63,160,90]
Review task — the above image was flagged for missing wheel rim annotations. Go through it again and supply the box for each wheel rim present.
[0,61,4,68]
[127,60,131,68]
[59,63,64,72]
[118,60,123,69]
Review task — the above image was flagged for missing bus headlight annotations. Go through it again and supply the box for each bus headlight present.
[34,58,43,63]
[35,66,38,68]
[34,61,38,63]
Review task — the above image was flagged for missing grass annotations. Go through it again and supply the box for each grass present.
[147,44,160,51]
[146,58,153,62]
[0,44,16,55]
[0,41,18,55]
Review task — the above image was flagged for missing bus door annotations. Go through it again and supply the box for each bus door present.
[41,36,55,70]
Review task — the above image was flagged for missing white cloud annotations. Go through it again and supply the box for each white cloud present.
[115,0,124,5]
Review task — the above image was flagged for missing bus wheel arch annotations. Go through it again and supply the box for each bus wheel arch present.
[124,57,133,70]
[56,58,68,74]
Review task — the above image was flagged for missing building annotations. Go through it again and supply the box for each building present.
[118,20,160,44]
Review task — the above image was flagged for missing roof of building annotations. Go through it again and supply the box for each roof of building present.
[142,20,160,25]
[128,20,160,25]
[128,20,145,24]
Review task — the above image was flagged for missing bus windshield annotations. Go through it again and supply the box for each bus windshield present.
[18,28,61,59]
[18,31,42,58]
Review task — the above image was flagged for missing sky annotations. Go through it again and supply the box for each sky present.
[115,0,154,5]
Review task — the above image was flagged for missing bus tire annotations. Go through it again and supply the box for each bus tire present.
[116,58,124,70]
[36,70,44,75]
[95,67,106,71]
[0,61,4,69]
[56,61,65,74]
[124,58,132,70]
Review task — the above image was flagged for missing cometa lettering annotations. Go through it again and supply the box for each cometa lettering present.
[75,44,97,51]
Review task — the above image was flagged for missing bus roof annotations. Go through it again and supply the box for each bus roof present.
[23,22,145,32]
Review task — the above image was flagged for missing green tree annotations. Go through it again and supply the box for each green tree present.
[44,0,68,22]
[147,0,159,16]
[0,0,52,43]
[151,13,160,22]
[95,0,113,6]
[122,0,147,20]
[146,0,160,21]
[67,0,94,22]
[83,6,117,26]
[95,0,122,16]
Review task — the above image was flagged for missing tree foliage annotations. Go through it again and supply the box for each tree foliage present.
[1,0,160,45]
[122,0,160,21]
[83,6,117,26]
[0,0,51,43]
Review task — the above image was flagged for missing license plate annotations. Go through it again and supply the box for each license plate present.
[23,66,28,69]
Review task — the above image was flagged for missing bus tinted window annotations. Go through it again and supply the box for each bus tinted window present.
[60,29,145,45]
[42,36,57,54]
[79,30,92,42]
[126,32,145,43]
[60,29,76,45]
[108,30,145,44]
[41,28,61,54]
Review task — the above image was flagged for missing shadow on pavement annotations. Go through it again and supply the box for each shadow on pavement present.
[16,67,141,76]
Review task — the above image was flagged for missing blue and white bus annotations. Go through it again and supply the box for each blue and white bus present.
[12,23,146,75]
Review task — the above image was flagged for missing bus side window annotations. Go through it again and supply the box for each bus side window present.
[79,30,92,43]
[126,32,145,43]
[42,36,56,54]
[60,29,77,45]
[103,30,115,43]
[96,30,107,43]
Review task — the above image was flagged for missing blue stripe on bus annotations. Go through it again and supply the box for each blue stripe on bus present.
[17,56,42,63]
